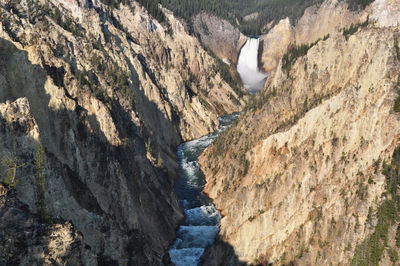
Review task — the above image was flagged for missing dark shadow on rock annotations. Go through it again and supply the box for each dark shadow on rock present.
[0,37,184,264]
[202,236,278,266]
[0,185,87,265]
[200,237,248,266]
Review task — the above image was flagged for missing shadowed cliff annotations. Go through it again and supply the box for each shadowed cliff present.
[0,33,182,265]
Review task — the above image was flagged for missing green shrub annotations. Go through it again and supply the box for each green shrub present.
[342,17,369,40]
[281,38,323,72]
[2,156,20,189]
[394,77,400,112]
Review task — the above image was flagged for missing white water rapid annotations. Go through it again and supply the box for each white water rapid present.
[169,114,239,266]
[237,37,267,94]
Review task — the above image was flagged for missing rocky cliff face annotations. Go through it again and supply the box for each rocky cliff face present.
[199,1,400,264]
[0,0,244,264]
[260,0,400,73]
[192,12,247,66]
[0,182,92,265]
[259,0,364,72]
[189,0,364,74]
[189,0,363,73]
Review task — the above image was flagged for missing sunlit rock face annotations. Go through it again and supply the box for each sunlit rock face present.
[199,1,400,264]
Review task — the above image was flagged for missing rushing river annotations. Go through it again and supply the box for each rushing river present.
[169,113,239,266]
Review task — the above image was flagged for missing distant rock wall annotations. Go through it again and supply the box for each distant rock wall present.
[192,12,247,66]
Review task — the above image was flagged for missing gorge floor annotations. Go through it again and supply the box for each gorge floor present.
[169,113,239,266]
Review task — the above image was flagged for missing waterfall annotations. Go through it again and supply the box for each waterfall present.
[237,37,267,94]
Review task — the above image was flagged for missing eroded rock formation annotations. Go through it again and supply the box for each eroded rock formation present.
[200,2,400,264]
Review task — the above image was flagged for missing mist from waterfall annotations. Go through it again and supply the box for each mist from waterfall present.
[237,37,267,94]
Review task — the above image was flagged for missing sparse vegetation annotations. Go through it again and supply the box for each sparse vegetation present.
[201,41,244,97]
[281,36,328,72]
[352,146,400,265]
[346,0,375,11]
[99,0,172,33]
[156,152,163,168]
[37,4,86,37]
[145,139,152,154]
[78,54,133,105]
[35,140,51,224]
[245,86,276,111]
[395,38,400,61]
[99,0,124,9]
[342,17,369,40]
[389,247,398,263]
[1,155,21,189]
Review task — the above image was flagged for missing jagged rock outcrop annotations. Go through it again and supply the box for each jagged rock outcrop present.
[260,0,400,73]
[259,0,364,72]
[0,183,94,265]
[200,5,400,265]
[257,18,292,73]
[0,0,244,264]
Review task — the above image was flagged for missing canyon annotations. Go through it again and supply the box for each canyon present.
[1,0,400,265]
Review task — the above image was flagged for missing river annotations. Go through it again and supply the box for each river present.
[169,113,239,266]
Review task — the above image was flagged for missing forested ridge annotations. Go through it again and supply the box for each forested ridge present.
[100,0,375,36]
[157,0,374,36]
[158,0,324,36]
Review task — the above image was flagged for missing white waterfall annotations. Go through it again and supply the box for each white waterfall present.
[237,37,267,94]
